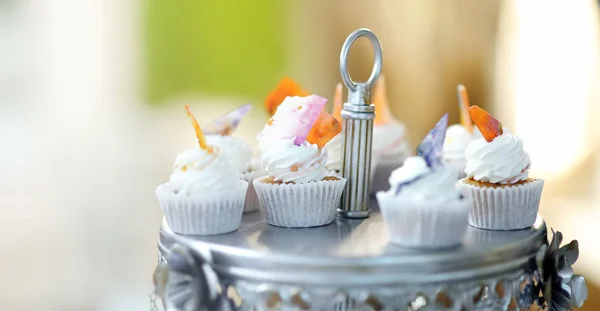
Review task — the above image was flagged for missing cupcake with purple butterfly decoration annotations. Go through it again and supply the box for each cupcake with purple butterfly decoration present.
[203,104,266,213]
[376,114,471,248]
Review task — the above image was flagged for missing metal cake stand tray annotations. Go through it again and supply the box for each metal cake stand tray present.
[153,200,555,311]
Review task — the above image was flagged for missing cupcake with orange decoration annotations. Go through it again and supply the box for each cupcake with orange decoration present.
[202,104,263,213]
[443,85,482,179]
[458,106,544,230]
[371,76,410,194]
[254,94,346,228]
[155,105,248,235]
[252,77,310,171]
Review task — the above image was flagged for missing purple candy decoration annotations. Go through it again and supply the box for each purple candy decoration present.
[416,113,449,167]
[394,174,425,195]
[204,103,252,135]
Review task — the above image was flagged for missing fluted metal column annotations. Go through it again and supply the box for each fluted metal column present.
[338,29,382,219]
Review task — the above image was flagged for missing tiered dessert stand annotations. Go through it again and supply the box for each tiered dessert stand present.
[151,29,587,311]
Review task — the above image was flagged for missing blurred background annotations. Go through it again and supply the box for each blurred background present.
[1,0,599,310]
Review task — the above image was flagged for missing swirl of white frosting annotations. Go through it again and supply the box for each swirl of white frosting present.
[261,138,328,183]
[373,121,409,159]
[443,124,473,161]
[388,156,461,204]
[323,133,342,171]
[464,129,531,184]
[205,135,252,172]
[169,147,241,195]
[472,126,483,139]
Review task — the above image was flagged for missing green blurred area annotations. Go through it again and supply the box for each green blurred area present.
[144,0,286,104]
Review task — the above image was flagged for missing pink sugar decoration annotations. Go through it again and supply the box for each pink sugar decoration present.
[258,95,327,146]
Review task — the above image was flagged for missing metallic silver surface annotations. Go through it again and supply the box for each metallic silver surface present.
[156,204,548,310]
[338,28,382,218]
[570,275,588,308]
[339,28,382,91]
[154,244,231,311]
[160,203,545,281]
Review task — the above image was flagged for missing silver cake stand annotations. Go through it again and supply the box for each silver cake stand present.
[154,202,549,310]
[151,29,587,311]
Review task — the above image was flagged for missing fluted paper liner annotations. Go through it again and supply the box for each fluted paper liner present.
[458,178,544,230]
[241,170,266,213]
[376,192,470,248]
[155,180,248,235]
[253,177,347,228]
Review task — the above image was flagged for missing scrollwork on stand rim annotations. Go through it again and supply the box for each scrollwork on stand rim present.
[524,230,588,311]
[151,230,588,311]
[230,269,533,311]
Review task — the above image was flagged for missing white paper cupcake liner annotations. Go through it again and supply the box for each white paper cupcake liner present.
[253,177,347,228]
[376,192,470,248]
[241,170,266,213]
[155,180,248,235]
[458,178,545,230]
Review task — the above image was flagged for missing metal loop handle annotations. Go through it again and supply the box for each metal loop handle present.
[339,28,383,92]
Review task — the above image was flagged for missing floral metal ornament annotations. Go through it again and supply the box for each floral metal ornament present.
[153,244,236,311]
[525,230,588,311]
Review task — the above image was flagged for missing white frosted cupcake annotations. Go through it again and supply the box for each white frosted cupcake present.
[206,135,252,172]
[442,85,483,179]
[206,135,264,213]
[253,94,346,228]
[370,76,410,194]
[156,105,248,235]
[443,125,482,179]
[458,106,544,230]
[377,114,470,248]
[204,104,265,213]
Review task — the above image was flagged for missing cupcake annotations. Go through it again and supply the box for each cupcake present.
[155,105,248,235]
[370,76,411,194]
[250,77,309,172]
[203,104,265,213]
[376,114,470,248]
[458,105,544,230]
[253,94,347,228]
[443,85,483,179]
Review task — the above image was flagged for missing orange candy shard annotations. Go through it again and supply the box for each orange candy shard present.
[265,77,309,116]
[457,85,473,133]
[373,75,395,125]
[306,111,342,149]
[468,105,503,142]
[184,104,211,151]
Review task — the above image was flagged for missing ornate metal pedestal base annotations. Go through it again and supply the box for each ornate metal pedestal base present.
[151,201,586,311]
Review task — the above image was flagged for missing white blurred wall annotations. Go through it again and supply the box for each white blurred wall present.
[496,0,600,283]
